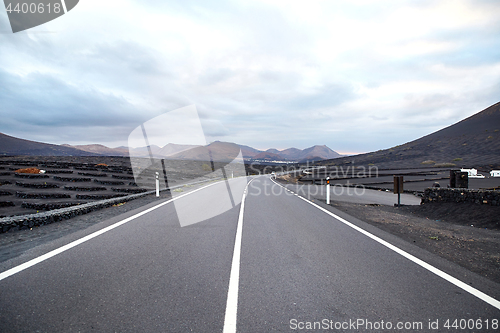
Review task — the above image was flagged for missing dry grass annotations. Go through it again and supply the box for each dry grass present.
[434,162,456,167]
[278,174,300,183]
[15,167,41,174]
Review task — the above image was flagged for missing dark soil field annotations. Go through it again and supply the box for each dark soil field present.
[0,155,280,218]
[0,156,142,217]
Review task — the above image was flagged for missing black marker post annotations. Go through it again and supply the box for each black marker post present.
[394,175,403,207]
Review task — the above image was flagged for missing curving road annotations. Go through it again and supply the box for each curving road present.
[0,176,498,332]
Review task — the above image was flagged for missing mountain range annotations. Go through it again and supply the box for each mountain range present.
[0,133,101,156]
[1,101,498,167]
[0,133,342,163]
[251,145,341,162]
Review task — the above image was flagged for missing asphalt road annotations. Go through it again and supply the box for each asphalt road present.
[0,176,499,332]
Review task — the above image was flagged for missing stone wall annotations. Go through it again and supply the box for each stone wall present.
[0,190,157,233]
[421,188,500,206]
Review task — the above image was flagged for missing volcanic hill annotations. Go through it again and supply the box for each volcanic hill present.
[316,101,500,169]
[0,133,100,156]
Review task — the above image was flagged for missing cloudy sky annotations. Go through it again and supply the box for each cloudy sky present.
[1,0,499,154]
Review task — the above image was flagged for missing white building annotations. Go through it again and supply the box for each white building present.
[461,168,485,178]
[490,170,500,177]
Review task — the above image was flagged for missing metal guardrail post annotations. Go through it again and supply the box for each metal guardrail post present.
[326,177,330,205]
[155,172,160,197]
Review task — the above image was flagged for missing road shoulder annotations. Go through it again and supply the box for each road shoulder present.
[282,191,500,303]
[329,201,500,285]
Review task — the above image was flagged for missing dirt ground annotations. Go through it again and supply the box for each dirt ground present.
[329,201,500,284]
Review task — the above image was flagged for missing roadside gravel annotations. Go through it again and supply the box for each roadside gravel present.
[330,201,500,284]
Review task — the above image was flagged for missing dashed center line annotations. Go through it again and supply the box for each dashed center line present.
[223,178,254,333]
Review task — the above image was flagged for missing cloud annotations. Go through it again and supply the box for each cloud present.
[283,82,357,110]
[85,41,170,78]
[0,0,499,153]
[0,68,147,145]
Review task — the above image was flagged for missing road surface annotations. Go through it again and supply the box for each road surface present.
[0,176,498,332]
[278,182,421,205]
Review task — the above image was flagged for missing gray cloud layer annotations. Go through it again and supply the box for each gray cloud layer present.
[1,0,499,152]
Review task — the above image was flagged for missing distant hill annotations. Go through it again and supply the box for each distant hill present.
[297,145,342,161]
[316,101,500,169]
[278,148,302,160]
[166,142,343,163]
[168,141,241,162]
[258,145,342,162]
[265,148,282,155]
[252,151,287,161]
[0,133,100,156]
[0,132,342,163]
[59,143,203,158]
[128,145,161,157]
[126,143,201,158]
[155,143,201,157]
[239,144,262,159]
[61,144,128,156]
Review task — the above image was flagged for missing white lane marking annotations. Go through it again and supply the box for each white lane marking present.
[223,178,254,333]
[0,180,231,282]
[271,178,500,310]
[60,0,68,13]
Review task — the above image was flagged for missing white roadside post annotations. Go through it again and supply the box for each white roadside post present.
[326,176,330,205]
[155,172,160,197]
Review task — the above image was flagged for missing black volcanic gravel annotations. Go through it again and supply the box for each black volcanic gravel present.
[0,156,140,217]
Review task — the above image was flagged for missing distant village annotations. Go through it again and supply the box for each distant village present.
[462,168,500,178]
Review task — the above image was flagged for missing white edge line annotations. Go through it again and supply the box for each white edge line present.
[223,178,254,333]
[60,0,68,13]
[0,180,225,282]
[271,177,500,310]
